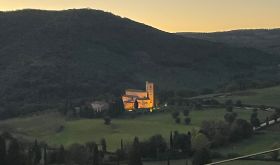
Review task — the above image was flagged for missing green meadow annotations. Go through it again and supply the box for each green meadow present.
[0,107,273,151]
[218,85,280,107]
[213,130,280,155]
[143,159,280,165]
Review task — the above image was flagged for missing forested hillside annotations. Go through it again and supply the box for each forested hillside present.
[0,9,279,118]
[179,29,280,55]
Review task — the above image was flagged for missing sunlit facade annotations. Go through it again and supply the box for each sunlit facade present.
[122,81,155,111]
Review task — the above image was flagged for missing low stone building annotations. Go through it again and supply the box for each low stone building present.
[90,101,109,112]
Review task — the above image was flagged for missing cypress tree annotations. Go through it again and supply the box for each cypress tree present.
[57,145,65,164]
[0,136,6,165]
[7,139,21,165]
[186,131,192,154]
[169,131,173,151]
[32,140,41,165]
[43,145,47,165]
[93,143,99,165]
[128,137,142,165]
[100,138,107,153]
[120,139,124,151]
[134,100,139,110]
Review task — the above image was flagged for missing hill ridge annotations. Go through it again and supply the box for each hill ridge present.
[0,9,279,118]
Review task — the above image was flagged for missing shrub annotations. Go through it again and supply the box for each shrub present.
[192,133,210,151]
[104,116,111,125]
[175,118,181,124]
[172,111,180,119]
[192,148,212,165]
[235,100,242,107]
[225,100,233,106]
[229,119,253,141]
[224,112,237,124]
[227,153,241,158]
[270,143,280,161]
[183,109,190,116]
[226,105,233,112]
[184,117,191,125]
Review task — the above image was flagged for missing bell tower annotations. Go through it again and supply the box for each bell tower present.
[146,81,155,108]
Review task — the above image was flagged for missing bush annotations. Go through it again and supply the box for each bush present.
[172,111,180,119]
[270,143,280,161]
[211,152,224,159]
[235,100,242,107]
[183,109,190,116]
[175,118,181,124]
[229,119,253,141]
[226,105,233,112]
[104,116,111,125]
[140,134,167,158]
[184,117,191,125]
[192,133,210,151]
[227,153,241,158]
[225,100,233,106]
[224,112,237,123]
[192,148,212,165]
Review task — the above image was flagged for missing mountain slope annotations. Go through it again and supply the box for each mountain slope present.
[0,9,279,118]
[178,29,280,55]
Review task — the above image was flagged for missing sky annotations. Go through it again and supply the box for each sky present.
[0,0,280,32]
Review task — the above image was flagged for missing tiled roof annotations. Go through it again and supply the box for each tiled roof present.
[126,89,146,92]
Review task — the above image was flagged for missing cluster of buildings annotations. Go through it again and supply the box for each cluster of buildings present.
[91,81,155,112]
[122,81,155,111]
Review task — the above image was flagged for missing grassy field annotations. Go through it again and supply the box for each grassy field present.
[143,159,280,165]
[0,107,272,151]
[214,130,280,155]
[194,85,280,107]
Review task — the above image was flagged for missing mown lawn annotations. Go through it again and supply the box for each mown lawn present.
[0,108,273,151]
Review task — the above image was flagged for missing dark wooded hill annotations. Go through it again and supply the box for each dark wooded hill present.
[179,29,280,55]
[0,9,279,117]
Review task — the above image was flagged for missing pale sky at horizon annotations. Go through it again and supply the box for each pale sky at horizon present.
[1,0,280,32]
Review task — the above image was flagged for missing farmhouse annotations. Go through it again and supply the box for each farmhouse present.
[91,101,109,112]
[122,81,155,111]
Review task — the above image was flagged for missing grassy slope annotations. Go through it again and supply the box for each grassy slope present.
[0,108,271,151]
[143,160,280,165]
[214,130,280,155]
[194,85,280,107]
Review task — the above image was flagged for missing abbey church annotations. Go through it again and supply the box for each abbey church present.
[122,81,155,111]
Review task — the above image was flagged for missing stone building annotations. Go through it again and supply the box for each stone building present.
[122,81,155,111]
